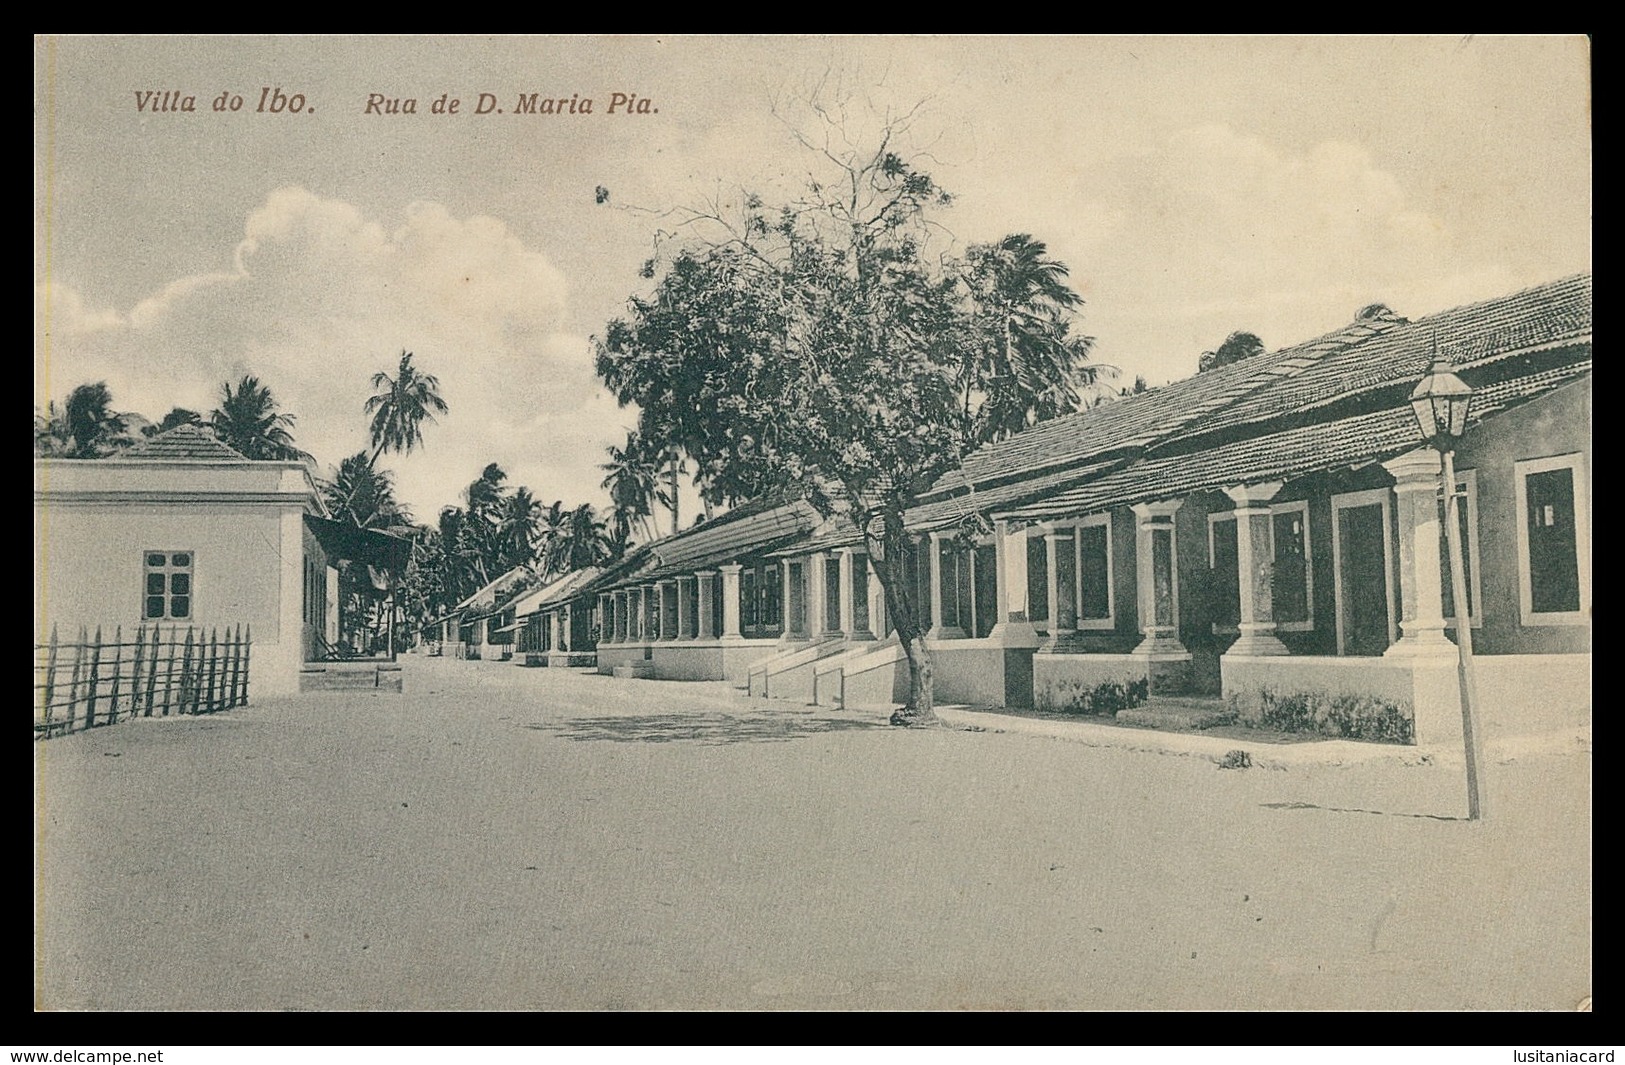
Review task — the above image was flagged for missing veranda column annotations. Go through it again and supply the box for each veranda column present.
[1131,500,1188,656]
[1224,482,1289,656]
[645,583,662,641]
[838,548,875,641]
[719,563,744,641]
[780,559,797,640]
[549,610,563,654]
[654,580,673,641]
[676,576,696,640]
[696,571,717,640]
[632,587,646,642]
[927,532,966,639]
[990,520,1040,645]
[867,557,889,637]
[1040,523,1077,651]
[561,606,573,652]
[805,552,824,639]
[1383,449,1454,658]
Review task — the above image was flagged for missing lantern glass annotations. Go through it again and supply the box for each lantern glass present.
[1409,361,1473,447]
[1410,395,1440,442]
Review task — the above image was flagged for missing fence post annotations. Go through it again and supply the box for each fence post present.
[191,628,205,716]
[42,625,60,736]
[129,625,146,724]
[66,627,87,734]
[144,626,160,717]
[243,625,252,706]
[230,624,243,708]
[108,625,125,725]
[85,626,103,728]
[208,629,220,713]
[179,628,196,715]
[162,627,177,716]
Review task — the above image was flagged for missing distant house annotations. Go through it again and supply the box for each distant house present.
[525,273,1590,745]
[34,424,412,697]
[512,567,602,668]
[447,565,539,661]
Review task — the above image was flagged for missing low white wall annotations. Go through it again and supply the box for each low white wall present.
[1475,653,1591,737]
[1221,654,1459,746]
[1032,653,1149,713]
[926,640,1012,707]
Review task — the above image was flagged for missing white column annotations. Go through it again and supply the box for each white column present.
[868,557,888,638]
[1131,500,1188,657]
[676,576,695,640]
[1383,449,1455,659]
[928,532,966,639]
[696,571,717,640]
[1039,523,1077,651]
[719,563,743,641]
[656,582,676,640]
[990,520,1039,645]
[837,548,873,641]
[808,552,830,640]
[1224,482,1289,656]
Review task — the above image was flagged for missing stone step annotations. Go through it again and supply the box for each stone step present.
[300,665,404,693]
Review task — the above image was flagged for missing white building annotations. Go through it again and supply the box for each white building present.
[33,424,399,698]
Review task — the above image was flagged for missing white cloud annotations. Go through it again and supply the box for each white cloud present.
[1053,124,1519,383]
[35,187,627,519]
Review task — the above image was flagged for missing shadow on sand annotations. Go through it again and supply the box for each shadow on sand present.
[526,708,889,746]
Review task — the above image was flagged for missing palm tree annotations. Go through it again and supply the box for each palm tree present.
[437,506,487,596]
[34,401,70,456]
[962,234,1104,443]
[536,500,571,578]
[59,382,135,458]
[146,408,203,436]
[600,430,665,543]
[324,452,412,530]
[364,350,449,465]
[210,376,307,460]
[560,503,612,571]
[497,487,543,572]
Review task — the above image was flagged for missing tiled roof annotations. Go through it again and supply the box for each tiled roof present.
[639,500,820,580]
[1184,274,1592,439]
[112,424,247,461]
[512,567,602,616]
[454,565,540,618]
[554,499,822,597]
[906,459,1118,532]
[941,315,1396,493]
[996,360,1592,523]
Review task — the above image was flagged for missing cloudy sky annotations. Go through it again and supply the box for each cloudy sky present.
[33,35,1591,525]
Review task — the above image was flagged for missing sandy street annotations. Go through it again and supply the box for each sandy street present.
[34,659,1590,1011]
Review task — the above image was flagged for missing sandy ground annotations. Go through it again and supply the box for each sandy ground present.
[34,658,1591,1011]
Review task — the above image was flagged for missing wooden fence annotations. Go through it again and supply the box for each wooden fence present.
[33,624,252,740]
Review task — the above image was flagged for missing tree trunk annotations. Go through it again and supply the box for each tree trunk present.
[668,452,680,535]
[861,507,938,727]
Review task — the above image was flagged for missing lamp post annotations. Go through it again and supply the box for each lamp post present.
[1409,358,1487,821]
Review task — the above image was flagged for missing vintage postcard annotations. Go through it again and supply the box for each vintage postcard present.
[34,35,1591,1012]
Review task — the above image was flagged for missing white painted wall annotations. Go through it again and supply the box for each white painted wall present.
[34,459,317,697]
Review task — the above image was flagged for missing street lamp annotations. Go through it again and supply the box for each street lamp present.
[1409,357,1487,821]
